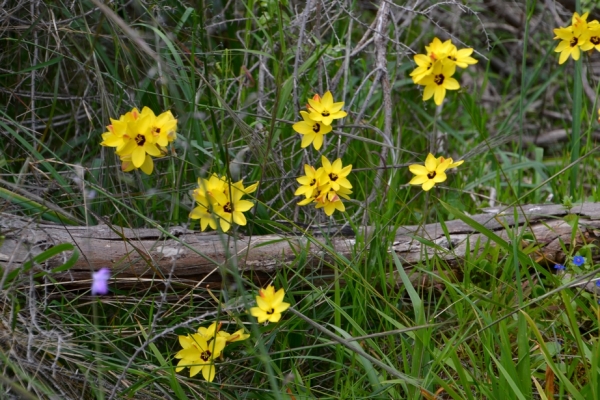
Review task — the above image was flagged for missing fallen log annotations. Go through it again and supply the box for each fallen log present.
[1,203,600,291]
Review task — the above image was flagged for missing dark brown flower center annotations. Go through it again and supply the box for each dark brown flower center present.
[200,350,211,361]
[427,171,436,179]
[592,36,600,45]
[223,202,233,213]
[321,111,330,117]
[434,74,444,85]
[266,308,275,315]
[135,134,146,146]
[570,37,579,47]
[329,173,338,181]
[310,179,316,186]
[153,127,161,135]
[312,123,321,133]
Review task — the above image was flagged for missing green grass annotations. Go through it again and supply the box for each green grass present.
[2,1,600,399]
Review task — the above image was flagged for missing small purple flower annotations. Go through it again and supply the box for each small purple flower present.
[572,256,585,267]
[596,280,600,288]
[91,268,111,295]
[554,264,565,271]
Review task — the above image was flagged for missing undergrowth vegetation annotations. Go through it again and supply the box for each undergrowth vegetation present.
[2,0,600,399]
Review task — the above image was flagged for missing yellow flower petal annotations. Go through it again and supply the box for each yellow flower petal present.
[189,365,202,378]
[433,87,446,105]
[300,132,315,148]
[139,155,154,175]
[409,175,429,185]
[432,171,447,183]
[444,78,460,90]
[234,199,254,212]
[409,164,429,175]
[422,180,436,191]
[201,364,216,382]
[313,133,324,150]
[132,147,146,168]
[423,84,435,101]
[424,153,438,171]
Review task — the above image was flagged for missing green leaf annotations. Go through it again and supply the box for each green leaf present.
[0,56,63,77]
[4,243,78,288]
[521,310,586,400]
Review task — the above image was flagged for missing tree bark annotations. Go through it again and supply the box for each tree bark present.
[2,203,600,291]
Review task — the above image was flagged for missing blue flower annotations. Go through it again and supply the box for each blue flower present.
[572,256,585,267]
[596,280,600,288]
[554,264,565,271]
[91,268,111,295]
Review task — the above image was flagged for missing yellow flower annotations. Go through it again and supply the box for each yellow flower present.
[190,179,231,231]
[417,62,460,106]
[410,38,453,84]
[587,20,600,50]
[100,108,140,152]
[292,111,332,150]
[192,174,228,199]
[263,285,278,299]
[306,93,321,111]
[175,334,226,381]
[116,131,162,168]
[410,54,436,83]
[119,153,154,175]
[139,106,178,146]
[314,186,352,216]
[101,107,177,175]
[446,46,478,68]
[437,156,464,169]
[297,196,316,206]
[571,11,591,30]
[295,157,352,215]
[205,181,258,232]
[197,322,220,340]
[408,153,453,191]
[315,194,344,216]
[189,195,218,231]
[294,165,324,200]
[307,91,347,126]
[216,329,250,344]
[553,26,588,64]
[189,174,228,232]
[425,37,453,61]
[114,110,163,168]
[319,156,352,192]
[249,285,290,324]
[553,12,595,65]
[411,37,477,83]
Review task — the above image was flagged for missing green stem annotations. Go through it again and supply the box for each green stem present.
[571,0,582,197]
[570,56,583,198]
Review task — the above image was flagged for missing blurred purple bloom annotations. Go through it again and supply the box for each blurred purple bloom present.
[596,280,600,288]
[573,256,585,267]
[553,264,565,271]
[91,268,111,295]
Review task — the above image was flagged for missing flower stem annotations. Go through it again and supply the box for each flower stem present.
[570,0,582,197]
[570,60,583,198]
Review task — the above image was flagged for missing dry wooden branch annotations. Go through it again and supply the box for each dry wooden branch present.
[2,203,600,291]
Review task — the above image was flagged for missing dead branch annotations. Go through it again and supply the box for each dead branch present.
[2,203,600,291]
